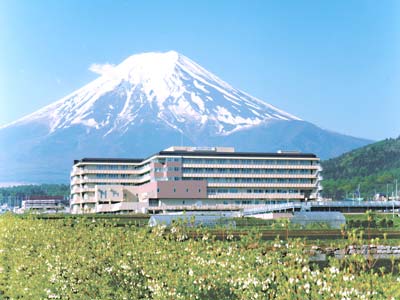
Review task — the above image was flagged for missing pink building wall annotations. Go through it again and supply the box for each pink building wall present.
[156,180,207,198]
[129,180,207,199]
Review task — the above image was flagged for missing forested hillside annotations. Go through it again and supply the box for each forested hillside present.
[0,184,69,207]
[322,137,400,200]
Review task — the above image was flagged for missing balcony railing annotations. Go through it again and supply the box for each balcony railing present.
[78,176,151,184]
[182,164,319,170]
[95,202,148,213]
[182,173,316,179]
[207,193,304,199]
[207,183,316,188]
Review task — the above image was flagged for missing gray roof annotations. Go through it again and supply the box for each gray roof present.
[74,150,317,165]
[149,214,235,227]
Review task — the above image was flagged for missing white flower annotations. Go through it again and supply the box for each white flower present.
[329,266,339,274]
[303,282,310,294]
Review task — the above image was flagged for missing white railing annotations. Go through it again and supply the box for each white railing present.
[243,202,300,215]
[182,173,317,178]
[154,203,265,211]
[182,164,319,169]
[95,202,148,213]
[79,176,150,184]
[309,200,400,208]
[207,183,316,188]
[208,193,306,199]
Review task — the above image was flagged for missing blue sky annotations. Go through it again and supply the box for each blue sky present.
[0,0,399,140]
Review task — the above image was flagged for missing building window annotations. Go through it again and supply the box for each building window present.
[173,188,176,192]
[157,188,160,192]
[198,189,201,193]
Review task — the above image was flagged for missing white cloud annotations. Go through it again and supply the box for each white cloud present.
[89,63,116,75]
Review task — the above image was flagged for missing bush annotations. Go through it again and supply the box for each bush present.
[378,218,387,228]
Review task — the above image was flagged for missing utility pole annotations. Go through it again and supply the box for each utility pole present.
[387,184,389,201]
[396,179,398,201]
[393,199,395,219]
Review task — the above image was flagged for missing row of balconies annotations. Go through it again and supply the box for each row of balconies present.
[70,186,96,194]
[206,183,317,188]
[207,193,305,199]
[182,164,320,170]
[70,165,151,177]
[181,173,318,179]
[70,168,151,177]
[70,175,151,186]
[71,165,321,178]
[70,197,97,205]
[182,173,317,179]
[71,177,139,186]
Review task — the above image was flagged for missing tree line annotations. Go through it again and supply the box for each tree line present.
[0,184,69,207]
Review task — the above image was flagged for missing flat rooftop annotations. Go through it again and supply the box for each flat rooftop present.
[74,146,317,164]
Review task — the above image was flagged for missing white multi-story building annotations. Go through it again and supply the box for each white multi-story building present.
[70,146,322,214]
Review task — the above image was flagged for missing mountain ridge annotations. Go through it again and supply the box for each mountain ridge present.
[0,50,372,183]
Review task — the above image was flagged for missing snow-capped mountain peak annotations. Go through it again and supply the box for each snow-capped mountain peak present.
[0,51,372,183]
[2,50,301,135]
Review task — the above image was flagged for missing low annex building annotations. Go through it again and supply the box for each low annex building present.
[70,146,322,214]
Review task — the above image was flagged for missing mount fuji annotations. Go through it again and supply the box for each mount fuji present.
[0,51,371,183]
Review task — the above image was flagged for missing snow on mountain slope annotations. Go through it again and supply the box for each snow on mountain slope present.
[0,50,373,183]
[2,51,301,136]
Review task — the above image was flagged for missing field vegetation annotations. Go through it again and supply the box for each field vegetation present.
[1,213,400,299]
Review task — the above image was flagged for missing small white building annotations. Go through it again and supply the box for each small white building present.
[19,196,70,214]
